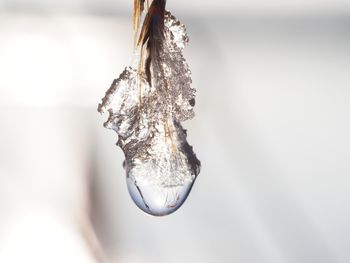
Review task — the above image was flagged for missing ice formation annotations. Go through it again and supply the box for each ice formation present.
[98,1,200,216]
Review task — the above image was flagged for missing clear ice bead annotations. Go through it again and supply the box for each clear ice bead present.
[124,118,200,216]
[127,176,195,216]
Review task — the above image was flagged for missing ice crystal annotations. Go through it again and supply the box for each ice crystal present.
[98,12,200,216]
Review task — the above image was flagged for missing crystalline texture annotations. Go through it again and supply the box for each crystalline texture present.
[98,12,200,216]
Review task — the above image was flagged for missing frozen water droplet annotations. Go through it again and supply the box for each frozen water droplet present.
[98,11,200,216]
[127,174,195,216]
[124,119,200,216]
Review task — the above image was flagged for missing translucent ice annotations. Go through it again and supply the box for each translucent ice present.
[98,12,200,216]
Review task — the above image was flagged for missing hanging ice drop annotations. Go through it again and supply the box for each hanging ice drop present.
[98,0,200,216]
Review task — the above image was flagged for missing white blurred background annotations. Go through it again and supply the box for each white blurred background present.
[0,1,350,263]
